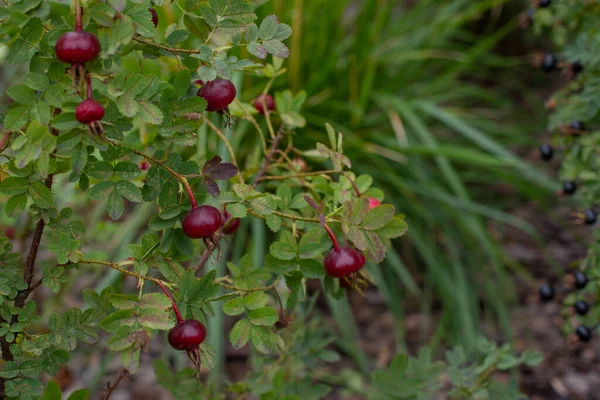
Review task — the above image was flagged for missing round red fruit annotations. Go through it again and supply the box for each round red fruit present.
[139,160,150,171]
[75,99,105,124]
[149,8,158,27]
[55,31,101,64]
[168,319,206,350]
[182,205,222,239]
[222,211,240,235]
[253,94,275,114]
[324,246,366,278]
[367,198,381,209]
[197,79,237,112]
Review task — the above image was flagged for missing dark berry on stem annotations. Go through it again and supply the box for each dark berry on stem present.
[253,94,276,114]
[541,54,557,72]
[149,8,158,27]
[570,121,584,131]
[222,210,241,235]
[573,271,588,290]
[55,31,101,64]
[197,78,237,112]
[182,205,222,239]
[576,325,592,342]
[562,180,577,195]
[76,99,105,124]
[538,284,555,302]
[574,301,590,316]
[572,62,583,75]
[539,144,553,161]
[584,209,597,225]
[539,0,551,7]
[324,246,366,278]
[168,319,206,350]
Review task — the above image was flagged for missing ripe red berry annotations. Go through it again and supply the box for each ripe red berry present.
[324,246,366,278]
[367,198,381,210]
[253,94,275,114]
[75,99,105,124]
[55,31,101,64]
[182,205,222,239]
[149,8,158,27]
[197,78,237,112]
[4,227,15,240]
[168,319,206,350]
[222,210,240,235]
[139,160,150,171]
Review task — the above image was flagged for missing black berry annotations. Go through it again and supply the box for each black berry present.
[182,205,222,239]
[570,121,585,131]
[197,78,237,112]
[539,0,551,7]
[574,301,590,316]
[539,144,553,161]
[168,319,206,350]
[576,325,592,342]
[584,209,597,225]
[562,180,577,195]
[55,31,101,64]
[572,61,583,75]
[573,271,588,290]
[541,54,557,72]
[538,284,555,302]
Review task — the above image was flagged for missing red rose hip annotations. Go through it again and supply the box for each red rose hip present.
[55,31,101,64]
[76,99,105,124]
[197,78,237,112]
[182,205,222,239]
[168,319,206,350]
[324,246,366,278]
[367,198,381,209]
[253,94,275,114]
[222,210,240,235]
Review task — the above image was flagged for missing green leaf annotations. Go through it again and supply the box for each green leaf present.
[4,106,31,130]
[107,190,125,220]
[223,297,245,316]
[226,203,247,218]
[43,380,62,400]
[0,177,29,195]
[139,308,175,330]
[28,181,53,209]
[24,72,50,91]
[49,308,98,350]
[243,292,269,310]
[7,85,37,105]
[270,231,297,260]
[376,215,408,239]
[230,318,251,349]
[248,307,278,326]
[6,17,44,64]
[116,180,143,202]
[298,259,323,278]
[5,194,28,217]
[250,326,282,354]
[362,204,395,230]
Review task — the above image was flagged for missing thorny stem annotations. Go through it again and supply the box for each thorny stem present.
[111,142,198,208]
[156,280,184,324]
[100,368,130,400]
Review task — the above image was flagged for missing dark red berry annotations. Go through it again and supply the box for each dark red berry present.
[573,271,588,290]
[538,284,555,302]
[139,160,150,171]
[197,78,237,112]
[253,94,275,114]
[367,198,381,210]
[324,246,366,278]
[55,31,101,64]
[541,54,556,72]
[584,209,597,225]
[222,210,240,235]
[149,8,158,27]
[562,180,577,195]
[182,205,222,239]
[4,227,15,240]
[168,319,206,350]
[574,301,589,316]
[75,99,105,124]
[576,325,592,342]
[539,144,553,161]
[539,0,551,7]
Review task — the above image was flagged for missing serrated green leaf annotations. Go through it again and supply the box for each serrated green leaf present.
[230,318,251,349]
[248,307,278,326]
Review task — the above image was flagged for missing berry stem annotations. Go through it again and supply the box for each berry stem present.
[85,74,93,99]
[181,177,198,209]
[323,224,341,251]
[156,280,184,324]
[74,0,82,31]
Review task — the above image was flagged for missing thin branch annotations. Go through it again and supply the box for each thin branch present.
[134,37,204,55]
[258,169,340,182]
[194,234,221,273]
[100,368,130,400]
[254,124,285,187]
[78,259,170,286]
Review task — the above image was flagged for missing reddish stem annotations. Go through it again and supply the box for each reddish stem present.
[323,224,340,251]
[342,172,361,198]
[75,2,82,31]
[0,132,12,152]
[183,178,198,209]
[157,281,183,324]
[86,74,93,99]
